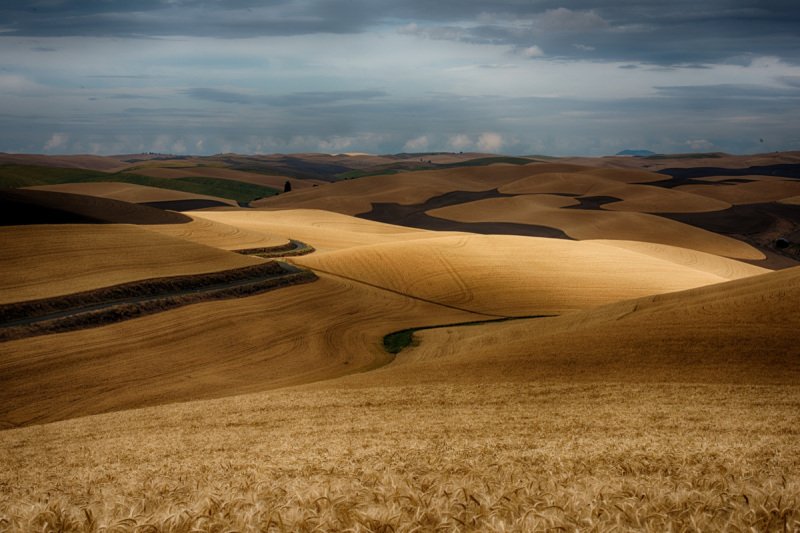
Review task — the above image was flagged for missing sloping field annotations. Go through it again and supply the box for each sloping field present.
[295,233,764,316]
[0,153,126,172]
[133,166,324,190]
[252,164,554,214]
[677,178,800,204]
[428,195,764,259]
[0,266,797,531]
[0,224,262,303]
[0,274,482,428]
[782,195,800,205]
[148,214,290,250]
[0,188,191,225]
[356,265,800,387]
[193,209,445,252]
[23,181,237,206]
[499,172,730,212]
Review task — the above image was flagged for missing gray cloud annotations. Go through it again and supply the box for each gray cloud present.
[1,1,799,64]
[183,88,388,107]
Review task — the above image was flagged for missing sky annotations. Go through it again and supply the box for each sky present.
[1,1,800,156]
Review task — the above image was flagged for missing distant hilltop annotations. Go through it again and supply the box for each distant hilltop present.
[616,149,656,157]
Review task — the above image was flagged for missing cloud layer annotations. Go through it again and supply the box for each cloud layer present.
[1,1,799,155]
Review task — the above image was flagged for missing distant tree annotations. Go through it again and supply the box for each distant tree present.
[284,180,292,193]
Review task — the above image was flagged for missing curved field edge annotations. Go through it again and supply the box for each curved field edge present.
[0,164,279,204]
[382,315,554,354]
[0,262,317,342]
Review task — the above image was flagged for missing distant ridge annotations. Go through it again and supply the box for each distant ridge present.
[616,149,656,157]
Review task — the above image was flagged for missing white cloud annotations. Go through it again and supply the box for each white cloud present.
[521,46,545,58]
[448,134,472,151]
[403,135,429,152]
[477,132,504,152]
[43,132,69,151]
[685,139,715,151]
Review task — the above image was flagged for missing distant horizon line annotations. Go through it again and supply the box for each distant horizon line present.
[3,149,797,159]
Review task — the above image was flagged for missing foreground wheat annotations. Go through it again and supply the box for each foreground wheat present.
[1,382,798,532]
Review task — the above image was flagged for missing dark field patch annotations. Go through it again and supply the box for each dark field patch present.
[0,188,190,225]
[564,196,622,210]
[651,164,800,188]
[140,199,232,211]
[0,261,317,342]
[357,189,572,239]
[659,202,800,269]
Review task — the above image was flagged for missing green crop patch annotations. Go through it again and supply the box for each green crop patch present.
[0,165,278,204]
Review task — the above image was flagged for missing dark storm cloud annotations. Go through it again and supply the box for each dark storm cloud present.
[1,1,799,65]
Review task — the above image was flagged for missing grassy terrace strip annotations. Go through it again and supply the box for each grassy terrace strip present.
[234,239,316,258]
[383,315,555,354]
[0,164,280,203]
[0,262,317,342]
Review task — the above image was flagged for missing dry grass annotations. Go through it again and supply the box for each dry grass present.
[1,382,798,532]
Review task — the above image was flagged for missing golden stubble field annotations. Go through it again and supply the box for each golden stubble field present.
[1,199,799,531]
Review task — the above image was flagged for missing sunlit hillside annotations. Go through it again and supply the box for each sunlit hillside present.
[1,151,799,531]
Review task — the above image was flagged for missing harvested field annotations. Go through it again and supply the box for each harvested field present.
[252,164,550,214]
[148,214,290,250]
[355,265,800,386]
[0,188,190,225]
[0,262,316,342]
[427,195,763,259]
[0,224,263,303]
[133,166,325,190]
[22,181,237,206]
[782,195,800,205]
[295,233,763,316]
[498,172,730,213]
[0,267,797,531]
[193,209,444,252]
[676,178,800,204]
[0,273,482,428]
[2,152,799,532]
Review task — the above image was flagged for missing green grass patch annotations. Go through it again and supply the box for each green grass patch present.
[173,177,279,203]
[383,315,555,354]
[0,165,279,204]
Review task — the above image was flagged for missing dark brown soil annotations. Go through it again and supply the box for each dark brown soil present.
[0,188,190,225]
[140,199,232,211]
[650,164,800,188]
[659,202,800,269]
[357,189,572,239]
[563,196,622,210]
[0,261,317,341]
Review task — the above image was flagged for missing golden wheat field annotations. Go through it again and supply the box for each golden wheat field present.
[24,182,238,206]
[2,153,800,532]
